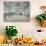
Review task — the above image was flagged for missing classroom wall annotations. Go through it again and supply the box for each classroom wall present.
[0,0,46,40]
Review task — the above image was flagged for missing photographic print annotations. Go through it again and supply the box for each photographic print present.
[4,1,30,22]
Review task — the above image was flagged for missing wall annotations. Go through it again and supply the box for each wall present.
[0,0,46,41]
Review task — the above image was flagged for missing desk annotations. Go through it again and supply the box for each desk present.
[14,43,46,46]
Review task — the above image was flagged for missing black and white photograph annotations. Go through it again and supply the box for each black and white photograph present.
[4,1,30,22]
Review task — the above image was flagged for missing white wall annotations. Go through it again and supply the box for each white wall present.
[0,0,46,41]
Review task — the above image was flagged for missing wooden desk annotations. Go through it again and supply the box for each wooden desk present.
[14,43,46,46]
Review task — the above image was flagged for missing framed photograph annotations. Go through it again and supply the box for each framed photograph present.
[4,1,30,22]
